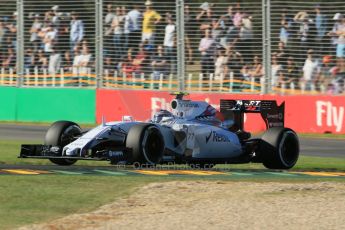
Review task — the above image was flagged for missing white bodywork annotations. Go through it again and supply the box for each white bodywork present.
[63,98,242,160]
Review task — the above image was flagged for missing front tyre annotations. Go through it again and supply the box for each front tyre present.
[45,121,82,166]
[126,124,165,165]
[260,127,299,169]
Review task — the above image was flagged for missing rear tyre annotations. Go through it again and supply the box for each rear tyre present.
[260,127,299,169]
[126,124,165,165]
[45,121,82,166]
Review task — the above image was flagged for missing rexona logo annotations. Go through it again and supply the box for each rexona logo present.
[206,131,231,143]
[316,101,344,132]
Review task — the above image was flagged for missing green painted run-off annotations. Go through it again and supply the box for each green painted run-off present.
[0,86,95,123]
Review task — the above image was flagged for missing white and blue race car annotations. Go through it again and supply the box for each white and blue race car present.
[20,93,299,169]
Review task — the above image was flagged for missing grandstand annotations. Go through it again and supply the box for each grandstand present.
[0,0,344,94]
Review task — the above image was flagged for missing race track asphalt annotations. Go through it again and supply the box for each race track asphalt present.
[0,124,344,158]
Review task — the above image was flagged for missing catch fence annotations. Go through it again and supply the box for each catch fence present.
[0,0,344,95]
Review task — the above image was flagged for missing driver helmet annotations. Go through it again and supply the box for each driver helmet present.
[153,110,174,123]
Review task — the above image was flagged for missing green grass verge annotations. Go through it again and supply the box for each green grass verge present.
[0,121,96,128]
[298,133,345,139]
[1,139,345,229]
[0,175,169,230]
[2,175,343,230]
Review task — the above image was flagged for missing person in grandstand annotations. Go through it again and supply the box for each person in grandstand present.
[127,4,142,50]
[233,5,243,28]
[238,13,253,63]
[103,4,114,66]
[276,41,288,66]
[29,14,42,52]
[42,25,57,54]
[313,5,327,52]
[163,14,176,75]
[224,6,240,52]
[241,55,263,84]
[6,12,17,49]
[51,5,60,28]
[78,45,92,75]
[62,50,73,72]
[142,0,161,45]
[111,7,124,62]
[302,49,321,91]
[132,43,148,76]
[226,48,243,83]
[199,29,215,79]
[214,47,228,80]
[2,45,15,69]
[37,49,48,71]
[0,19,4,48]
[151,45,169,83]
[293,11,316,60]
[271,53,282,88]
[328,13,343,51]
[70,11,84,53]
[196,2,214,40]
[0,18,9,64]
[210,18,224,46]
[279,20,290,46]
[71,47,83,78]
[56,12,70,55]
[334,17,345,73]
[330,16,345,93]
[120,48,134,78]
[104,4,114,36]
[222,5,235,30]
[319,55,337,94]
[122,6,131,57]
[24,48,35,72]
[48,48,61,75]
[278,56,300,90]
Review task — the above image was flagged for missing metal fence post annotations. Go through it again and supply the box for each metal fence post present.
[262,0,271,94]
[176,0,185,92]
[16,0,24,87]
[95,0,103,88]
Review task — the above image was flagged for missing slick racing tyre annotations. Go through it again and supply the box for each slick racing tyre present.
[260,127,299,169]
[126,124,165,165]
[45,121,82,166]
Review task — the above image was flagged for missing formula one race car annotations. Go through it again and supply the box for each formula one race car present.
[19,93,300,169]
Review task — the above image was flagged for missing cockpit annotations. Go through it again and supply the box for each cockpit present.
[152,110,175,123]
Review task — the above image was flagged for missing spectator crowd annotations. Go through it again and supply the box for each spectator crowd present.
[0,1,344,94]
[190,2,345,93]
[0,5,91,76]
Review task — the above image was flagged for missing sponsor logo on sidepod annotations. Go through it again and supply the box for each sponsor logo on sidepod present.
[206,131,231,144]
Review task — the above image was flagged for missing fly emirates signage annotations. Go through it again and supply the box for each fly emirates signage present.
[316,101,344,133]
[96,90,345,134]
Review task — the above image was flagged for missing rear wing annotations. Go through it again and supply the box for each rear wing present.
[220,100,285,130]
